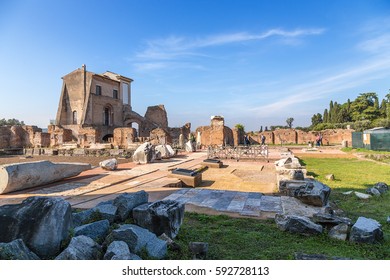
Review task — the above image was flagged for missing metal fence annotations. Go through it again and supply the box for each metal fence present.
[207,145,269,161]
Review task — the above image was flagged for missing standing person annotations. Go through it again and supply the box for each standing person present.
[244,135,250,146]
[319,133,323,146]
[261,135,266,146]
[316,135,320,146]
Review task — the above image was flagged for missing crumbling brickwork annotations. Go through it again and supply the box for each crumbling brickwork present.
[195,116,234,148]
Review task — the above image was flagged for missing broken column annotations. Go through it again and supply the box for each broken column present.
[0,160,91,194]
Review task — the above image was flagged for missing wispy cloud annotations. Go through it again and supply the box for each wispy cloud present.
[135,27,325,63]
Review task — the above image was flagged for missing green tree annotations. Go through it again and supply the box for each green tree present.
[286,117,294,128]
[323,109,329,123]
[350,93,380,121]
[311,113,323,127]
[235,124,245,131]
[0,118,25,126]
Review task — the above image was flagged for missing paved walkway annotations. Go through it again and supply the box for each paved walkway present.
[164,188,324,219]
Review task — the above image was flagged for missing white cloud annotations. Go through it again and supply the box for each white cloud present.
[135,28,326,61]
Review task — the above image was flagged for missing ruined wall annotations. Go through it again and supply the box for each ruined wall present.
[296,130,317,144]
[113,127,136,148]
[318,129,353,145]
[249,128,353,145]
[149,128,172,145]
[48,125,73,147]
[273,129,298,145]
[33,132,50,148]
[144,105,168,128]
[0,127,10,149]
[0,125,45,149]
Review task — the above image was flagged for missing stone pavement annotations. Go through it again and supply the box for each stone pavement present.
[164,188,325,219]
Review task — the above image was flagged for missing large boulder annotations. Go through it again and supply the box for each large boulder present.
[0,161,91,194]
[74,220,110,243]
[294,181,330,207]
[113,191,149,222]
[55,235,102,260]
[373,182,388,194]
[104,241,142,260]
[72,208,95,227]
[133,200,185,239]
[349,217,383,244]
[279,179,331,207]
[275,214,323,236]
[132,142,154,164]
[328,223,349,241]
[0,197,73,259]
[99,158,118,171]
[92,201,118,223]
[0,239,40,260]
[105,224,167,259]
[155,144,175,159]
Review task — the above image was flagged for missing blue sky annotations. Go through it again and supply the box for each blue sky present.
[1,0,390,131]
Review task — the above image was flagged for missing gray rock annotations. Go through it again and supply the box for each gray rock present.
[111,253,142,260]
[349,217,383,244]
[72,208,95,227]
[132,142,154,164]
[325,174,335,181]
[155,145,175,159]
[93,201,118,223]
[105,224,167,259]
[185,140,195,152]
[0,196,73,259]
[55,235,102,260]
[189,242,208,260]
[328,223,349,241]
[0,239,40,260]
[366,187,381,196]
[294,180,330,206]
[104,241,143,260]
[312,213,352,227]
[113,191,149,222]
[373,182,389,194]
[387,216,390,224]
[99,158,118,171]
[275,214,323,236]
[133,200,185,239]
[104,241,130,260]
[355,192,371,199]
[159,233,181,251]
[294,252,350,260]
[290,170,304,180]
[74,220,110,243]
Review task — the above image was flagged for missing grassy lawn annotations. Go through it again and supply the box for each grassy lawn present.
[167,156,390,260]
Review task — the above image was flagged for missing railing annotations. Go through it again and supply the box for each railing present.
[207,145,269,161]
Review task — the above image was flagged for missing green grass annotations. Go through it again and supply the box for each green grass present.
[167,213,390,260]
[167,156,390,260]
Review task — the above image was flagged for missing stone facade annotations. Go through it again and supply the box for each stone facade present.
[50,65,188,148]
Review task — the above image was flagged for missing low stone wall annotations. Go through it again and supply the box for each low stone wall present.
[251,128,353,146]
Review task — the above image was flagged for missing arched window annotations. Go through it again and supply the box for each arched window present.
[72,111,77,124]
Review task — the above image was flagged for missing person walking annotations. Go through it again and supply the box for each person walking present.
[261,135,266,145]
